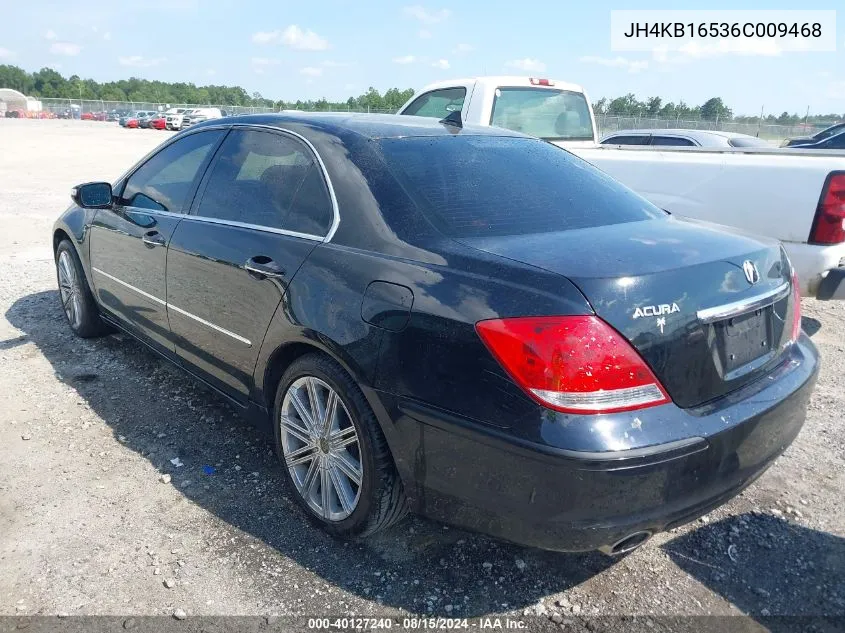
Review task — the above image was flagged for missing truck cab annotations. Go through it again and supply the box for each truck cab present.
[398,76,598,148]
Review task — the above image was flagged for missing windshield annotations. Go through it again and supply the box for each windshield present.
[490,87,594,141]
[815,123,845,141]
[378,136,663,238]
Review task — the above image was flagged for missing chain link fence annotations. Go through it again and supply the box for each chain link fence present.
[38,98,396,118]
[595,114,823,142]
[33,97,831,142]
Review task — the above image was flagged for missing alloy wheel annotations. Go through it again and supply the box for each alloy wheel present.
[57,250,82,330]
[280,376,362,521]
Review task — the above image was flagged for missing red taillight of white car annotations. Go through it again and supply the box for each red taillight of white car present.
[810,172,845,244]
[475,315,671,415]
[791,270,802,342]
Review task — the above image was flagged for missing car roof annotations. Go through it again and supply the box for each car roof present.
[601,129,763,145]
[417,76,588,95]
[193,111,529,140]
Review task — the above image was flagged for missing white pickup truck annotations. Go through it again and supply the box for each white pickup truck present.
[398,76,845,299]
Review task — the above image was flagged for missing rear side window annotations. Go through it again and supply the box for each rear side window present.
[651,136,696,146]
[490,88,594,141]
[378,136,664,238]
[401,88,466,118]
[196,129,333,236]
[120,130,224,213]
[601,135,650,145]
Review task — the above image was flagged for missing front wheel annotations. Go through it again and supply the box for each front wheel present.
[273,353,408,538]
[55,240,110,338]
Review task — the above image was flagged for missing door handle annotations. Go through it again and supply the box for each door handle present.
[142,230,166,247]
[244,256,285,280]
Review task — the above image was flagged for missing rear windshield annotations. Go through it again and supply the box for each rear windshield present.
[378,136,664,238]
[490,87,594,141]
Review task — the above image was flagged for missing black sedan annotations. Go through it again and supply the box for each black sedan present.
[53,113,818,554]
[782,121,845,147]
[788,129,845,150]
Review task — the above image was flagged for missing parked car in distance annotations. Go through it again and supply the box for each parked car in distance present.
[600,129,772,148]
[400,76,845,298]
[125,117,140,128]
[182,107,226,128]
[120,111,156,127]
[80,112,94,121]
[148,114,168,130]
[788,129,845,150]
[164,108,188,130]
[54,113,818,555]
[782,122,845,147]
[138,112,161,129]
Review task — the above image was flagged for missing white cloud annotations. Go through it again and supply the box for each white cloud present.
[44,29,57,40]
[281,25,329,50]
[393,55,416,64]
[404,5,451,24]
[253,25,329,50]
[0,47,15,59]
[300,66,323,77]
[103,32,112,41]
[252,30,279,44]
[118,55,166,68]
[419,29,432,39]
[579,55,648,74]
[432,59,450,70]
[51,42,81,56]
[453,43,474,54]
[505,58,546,72]
[251,57,281,66]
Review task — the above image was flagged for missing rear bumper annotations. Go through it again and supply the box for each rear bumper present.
[782,241,845,298]
[379,337,818,552]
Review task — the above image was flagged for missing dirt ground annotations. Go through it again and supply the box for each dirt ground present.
[0,119,843,631]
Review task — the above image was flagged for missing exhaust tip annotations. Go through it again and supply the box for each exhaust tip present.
[599,530,652,556]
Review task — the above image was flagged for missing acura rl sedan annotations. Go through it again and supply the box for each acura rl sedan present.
[53,113,818,555]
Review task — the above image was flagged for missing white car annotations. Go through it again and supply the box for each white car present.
[164,108,188,130]
[600,129,772,148]
[182,107,227,128]
[399,76,845,299]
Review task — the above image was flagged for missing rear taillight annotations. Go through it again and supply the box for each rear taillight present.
[475,315,671,414]
[790,271,802,342]
[810,172,845,244]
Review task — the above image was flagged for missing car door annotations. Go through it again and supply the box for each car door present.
[89,129,226,355]
[166,127,336,403]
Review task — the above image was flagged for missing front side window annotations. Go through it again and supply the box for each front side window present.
[196,129,333,236]
[401,88,466,119]
[490,87,594,141]
[121,130,224,212]
[601,135,650,146]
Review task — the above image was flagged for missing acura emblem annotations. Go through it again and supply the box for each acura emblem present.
[742,260,760,285]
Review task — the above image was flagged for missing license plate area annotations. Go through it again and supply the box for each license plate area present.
[715,306,775,380]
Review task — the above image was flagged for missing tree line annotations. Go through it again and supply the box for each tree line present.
[1,64,842,122]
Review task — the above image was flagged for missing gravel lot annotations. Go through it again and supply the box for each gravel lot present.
[0,119,843,631]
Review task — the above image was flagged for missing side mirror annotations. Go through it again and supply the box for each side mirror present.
[72,182,113,209]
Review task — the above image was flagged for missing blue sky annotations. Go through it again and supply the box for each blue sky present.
[2,0,843,115]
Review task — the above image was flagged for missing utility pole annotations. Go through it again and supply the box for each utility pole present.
[756,105,764,137]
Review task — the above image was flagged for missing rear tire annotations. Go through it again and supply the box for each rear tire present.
[273,353,408,538]
[55,239,110,338]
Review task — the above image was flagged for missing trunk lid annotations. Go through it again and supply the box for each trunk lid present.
[459,216,794,408]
